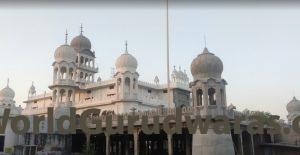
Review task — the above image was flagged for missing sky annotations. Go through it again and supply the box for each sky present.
[0,3,300,120]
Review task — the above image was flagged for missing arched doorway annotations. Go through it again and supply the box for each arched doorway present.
[139,130,168,155]
[71,129,86,153]
[172,128,192,155]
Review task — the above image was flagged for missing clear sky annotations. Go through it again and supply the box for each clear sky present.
[0,4,300,120]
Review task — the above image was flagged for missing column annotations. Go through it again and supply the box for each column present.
[203,86,208,107]
[185,135,191,155]
[72,90,76,103]
[56,89,61,103]
[251,134,255,155]
[270,134,274,143]
[168,134,173,155]
[240,134,244,155]
[58,67,61,79]
[66,67,70,79]
[106,135,110,155]
[86,134,90,149]
[53,68,57,81]
[133,130,139,155]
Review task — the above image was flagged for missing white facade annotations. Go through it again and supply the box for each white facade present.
[22,30,190,118]
[0,80,22,153]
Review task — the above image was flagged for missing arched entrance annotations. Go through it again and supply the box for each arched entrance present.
[90,133,106,155]
[172,128,192,155]
[139,130,168,155]
[110,133,134,155]
[71,129,86,153]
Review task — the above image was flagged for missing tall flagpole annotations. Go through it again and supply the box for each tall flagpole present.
[166,0,171,108]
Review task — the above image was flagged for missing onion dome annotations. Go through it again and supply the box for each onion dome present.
[115,41,138,73]
[0,81,15,100]
[190,47,223,79]
[115,51,138,73]
[54,44,76,63]
[286,96,300,113]
[70,33,91,51]
[71,25,91,51]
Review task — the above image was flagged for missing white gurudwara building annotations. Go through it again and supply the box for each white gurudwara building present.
[3,26,300,155]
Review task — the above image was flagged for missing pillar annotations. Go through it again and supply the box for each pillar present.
[270,134,274,143]
[185,134,191,155]
[203,86,208,107]
[134,130,139,155]
[168,134,173,155]
[86,134,90,150]
[106,135,110,155]
[240,134,244,155]
[251,134,255,155]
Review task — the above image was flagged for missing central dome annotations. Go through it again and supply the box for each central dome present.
[115,52,138,73]
[286,97,300,113]
[54,44,77,63]
[190,47,223,79]
[70,34,91,51]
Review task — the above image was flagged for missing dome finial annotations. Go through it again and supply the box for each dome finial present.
[80,23,83,35]
[6,78,9,87]
[125,40,128,53]
[65,29,68,44]
[204,34,207,48]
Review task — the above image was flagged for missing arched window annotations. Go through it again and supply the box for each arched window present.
[80,72,84,79]
[133,78,136,89]
[80,56,84,65]
[68,90,73,102]
[125,77,130,93]
[85,73,88,81]
[53,90,57,102]
[60,89,66,102]
[196,89,203,106]
[60,67,67,79]
[69,68,74,80]
[85,58,88,66]
[208,88,216,105]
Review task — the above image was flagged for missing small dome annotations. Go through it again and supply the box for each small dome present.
[70,34,91,51]
[54,44,77,63]
[286,97,300,113]
[0,86,15,100]
[115,52,138,73]
[190,47,223,79]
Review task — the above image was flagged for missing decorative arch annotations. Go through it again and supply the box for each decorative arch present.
[68,90,73,102]
[208,88,216,105]
[196,89,203,106]
[60,66,67,79]
[125,77,130,93]
[80,56,84,65]
[59,89,66,102]
[69,68,74,80]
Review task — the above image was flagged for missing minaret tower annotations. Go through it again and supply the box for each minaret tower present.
[190,47,234,155]
[114,41,139,101]
[70,24,98,85]
[49,31,77,107]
